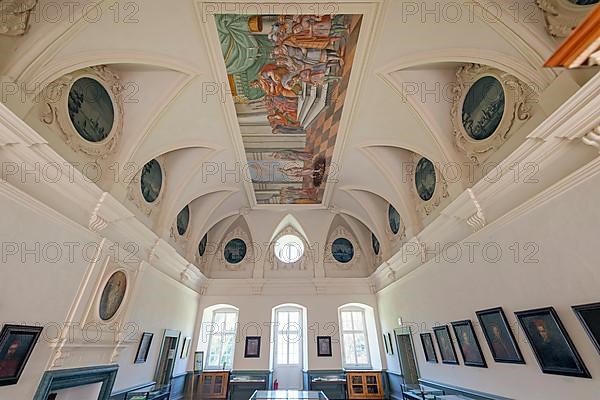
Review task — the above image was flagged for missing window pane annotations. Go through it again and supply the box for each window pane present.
[341,311,353,331]
[224,312,237,332]
[288,338,299,364]
[214,312,225,327]
[343,333,356,365]
[278,311,289,331]
[352,311,364,331]
[221,334,235,368]
[354,333,369,365]
[208,334,222,366]
[277,334,288,364]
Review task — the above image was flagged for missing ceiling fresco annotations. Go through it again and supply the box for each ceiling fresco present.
[216,14,363,204]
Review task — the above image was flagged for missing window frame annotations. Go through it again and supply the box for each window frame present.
[205,307,238,370]
[339,307,372,369]
[274,306,303,366]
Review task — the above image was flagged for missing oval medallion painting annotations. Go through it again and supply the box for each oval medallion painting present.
[99,271,127,321]
[388,204,401,235]
[332,238,354,263]
[415,157,436,201]
[198,234,208,257]
[372,233,380,255]
[224,238,246,264]
[462,76,505,140]
[140,159,162,203]
[177,205,190,235]
[68,77,114,142]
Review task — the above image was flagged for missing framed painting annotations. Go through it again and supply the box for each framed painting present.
[387,332,394,355]
[331,237,354,264]
[134,332,153,364]
[388,204,401,235]
[476,307,524,364]
[0,324,43,386]
[194,351,204,372]
[317,336,332,357]
[244,336,261,358]
[419,333,438,363]
[451,320,487,368]
[99,270,127,321]
[224,238,247,264]
[433,325,459,365]
[516,307,591,378]
[573,302,600,355]
[382,334,389,353]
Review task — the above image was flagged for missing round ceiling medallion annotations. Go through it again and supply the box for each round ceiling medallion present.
[388,204,401,235]
[224,238,247,264]
[68,77,114,143]
[372,233,380,255]
[332,238,354,264]
[99,271,127,321]
[462,76,505,140]
[415,157,436,201]
[274,234,304,263]
[198,234,208,257]
[140,159,162,203]
[177,205,190,235]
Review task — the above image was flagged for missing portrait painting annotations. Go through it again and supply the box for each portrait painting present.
[194,351,204,372]
[244,336,261,358]
[415,157,436,201]
[476,307,524,364]
[224,238,247,264]
[387,332,394,355]
[516,307,590,378]
[451,320,487,368]
[177,205,190,236]
[382,334,389,354]
[140,159,162,203]
[68,77,114,143]
[331,237,354,263]
[573,302,600,355]
[420,333,438,363]
[0,324,43,386]
[462,76,505,140]
[99,271,127,321]
[433,325,459,365]
[388,204,401,235]
[134,332,153,364]
[371,233,380,255]
[215,14,363,204]
[317,336,332,357]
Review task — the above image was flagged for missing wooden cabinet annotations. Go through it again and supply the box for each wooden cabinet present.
[346,371,383,399]
[199,371,230,399]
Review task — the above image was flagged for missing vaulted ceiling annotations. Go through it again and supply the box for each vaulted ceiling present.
[1,0,596,277]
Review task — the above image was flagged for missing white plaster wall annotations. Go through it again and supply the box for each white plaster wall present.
[376,171,600,399]
[196,294,383,372]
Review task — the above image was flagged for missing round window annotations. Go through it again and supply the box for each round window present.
[274,234,305,263]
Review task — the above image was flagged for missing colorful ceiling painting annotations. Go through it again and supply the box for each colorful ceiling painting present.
[216,14,362,204]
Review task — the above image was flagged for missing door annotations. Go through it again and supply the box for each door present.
[273,307,303,389]
[155,329,180,385]
[395,328,419,385]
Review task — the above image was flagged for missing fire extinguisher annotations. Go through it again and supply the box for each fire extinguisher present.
[273,379,279,390]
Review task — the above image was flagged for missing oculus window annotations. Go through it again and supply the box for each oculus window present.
[274,234,304,263]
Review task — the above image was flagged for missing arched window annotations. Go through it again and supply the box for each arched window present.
[339,306,371,368]
[200,305,238,370]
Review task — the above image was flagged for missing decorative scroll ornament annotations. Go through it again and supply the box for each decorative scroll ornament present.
[451,64,534,166]
[39,65,124,159]
[0,0,38,36]
[536,0,598,38]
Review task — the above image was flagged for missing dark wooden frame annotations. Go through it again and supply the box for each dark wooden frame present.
[451,320,487,368]
[180,337,191,359]
[476,307,524,364]
[194,351,204,372]
[387,332,394,355]
[572,302,600,355]
[433,325,459,365]
[515,307,591,378]
[317,336,332,357]
[134,332,153,364]
[244,336,261,358]
[0,324,43,386]
[419,332,438,363]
